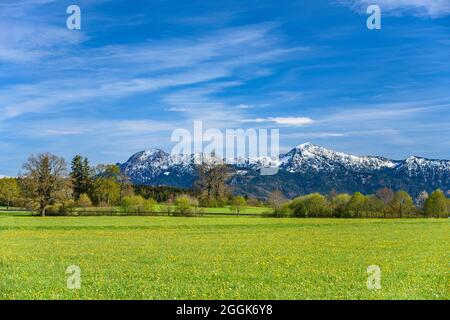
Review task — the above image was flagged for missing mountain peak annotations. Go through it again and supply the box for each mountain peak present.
[296,142,317,149]
[138,148,167,159]
[120,143,450,197]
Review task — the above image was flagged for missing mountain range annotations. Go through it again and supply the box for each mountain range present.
[119,143,450,199]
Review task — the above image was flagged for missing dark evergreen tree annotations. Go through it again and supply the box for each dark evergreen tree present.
[71,155,93,200]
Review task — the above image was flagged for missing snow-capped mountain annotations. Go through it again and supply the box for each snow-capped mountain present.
[280,143,397,172]
[119,143,450,198]
[120,149,197,187]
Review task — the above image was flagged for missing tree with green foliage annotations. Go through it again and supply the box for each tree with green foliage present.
[230,196,246,215]
[70,155,93,200]
[331,193,351,218]
[0,178,21,210]
[364,195,385,218]
[133,185,192,202]
[424,189,448,218]
[389,191,413,218]
[21,153,68,216]
[290,193,330,218]
[346,192,366,218]
[95,164,132,203]
[90,177,120,206]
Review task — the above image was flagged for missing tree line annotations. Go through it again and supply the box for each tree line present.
[0,152,448,218]
[0,153,252,216]
[267,188,449,218]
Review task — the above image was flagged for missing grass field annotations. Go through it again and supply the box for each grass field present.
[0,216,448,300]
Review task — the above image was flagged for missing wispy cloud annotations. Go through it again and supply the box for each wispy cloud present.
[165,107,191,112]
[0,21,85,63]
[337,0,450,18]
[320,100,450,124]
[0,23,304,121]
[0,0,58,16]
[243,117,315,126]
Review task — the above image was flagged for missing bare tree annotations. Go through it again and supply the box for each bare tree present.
[376,187,394,218]
[416,190,429,215]
[21,153,68,216]
[194,153,230,206]
[268,190,288,214]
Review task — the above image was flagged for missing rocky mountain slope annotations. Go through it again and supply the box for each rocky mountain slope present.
[119,143,450,198]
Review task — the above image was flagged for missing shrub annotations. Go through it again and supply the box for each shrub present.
[120,195,145,214]
[160,204,174,215]
[142,198,157,213]
[246,197,262,207]
[46,204,64,216]
[174,195,199,217]
[77,193,92,208]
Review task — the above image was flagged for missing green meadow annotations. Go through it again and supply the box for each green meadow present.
[0,216,448,300]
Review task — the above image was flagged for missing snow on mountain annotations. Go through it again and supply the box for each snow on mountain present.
[280,142,397,172]
[397,156,450,176]
[119,143,450,196]
[120,149,196,186]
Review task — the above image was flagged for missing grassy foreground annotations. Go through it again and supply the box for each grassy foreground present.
[0,216,448,300]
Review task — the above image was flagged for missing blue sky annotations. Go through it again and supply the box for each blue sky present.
[0,0,449,176]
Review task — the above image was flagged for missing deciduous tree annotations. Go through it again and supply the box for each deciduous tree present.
[424,189,448,218]
[376,187,394,218]
[389,191,413,218]
[21,153,68,216]
[346,192,366,218]
[290,193,330,218]
[268,190,288,214]
[0,178,21,210]
[331,193,351,218]
[230,196,246,215]
[195,154,229,207]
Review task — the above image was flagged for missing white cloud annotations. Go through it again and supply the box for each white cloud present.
[289,132,348,138]
[165,107,191,112]
[337,0,450,18]
[243,117,315,126]
[235,104,253,109]
[45,130,87,136]
[233,103,269,109]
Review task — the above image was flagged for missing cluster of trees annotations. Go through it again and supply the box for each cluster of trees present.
[0,152,448,218]
[0,153,133,216]
[268,188,449,218]
[133,185,194,203]
[0,152,257,216]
